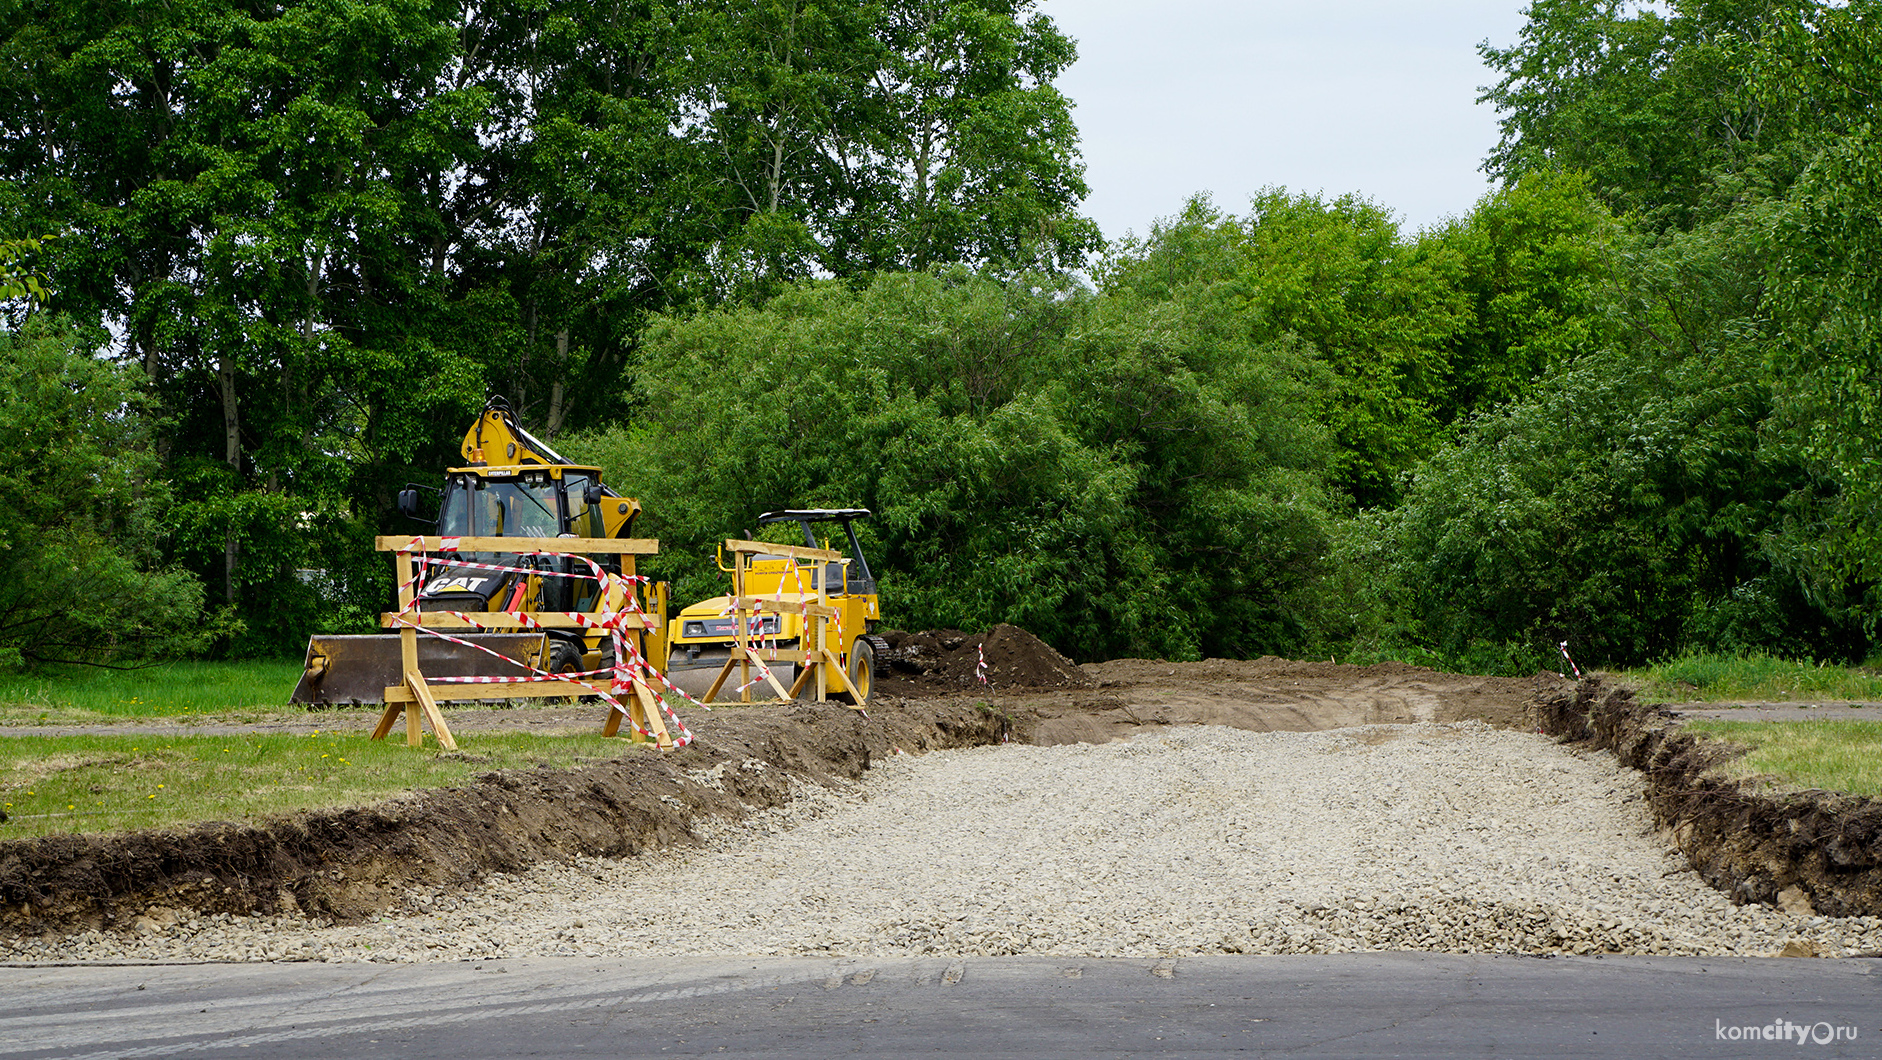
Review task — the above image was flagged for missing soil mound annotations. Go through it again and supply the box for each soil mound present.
[880,624,1093,691]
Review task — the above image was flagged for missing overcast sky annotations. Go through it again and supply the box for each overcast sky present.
[1032,1,1536,242]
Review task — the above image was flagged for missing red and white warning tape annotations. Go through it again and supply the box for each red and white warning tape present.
[388,540,697,746]
[1558,640,1582,679]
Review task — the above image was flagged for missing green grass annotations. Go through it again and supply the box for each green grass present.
[0,729,645,838]
[1683,719,1882,797]
[0,660,306,723]
[1624,652,1882,703]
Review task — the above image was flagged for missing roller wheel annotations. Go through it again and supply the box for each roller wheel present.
[836,635,888,705]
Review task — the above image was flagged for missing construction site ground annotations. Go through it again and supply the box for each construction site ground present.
[2,627,1880,962]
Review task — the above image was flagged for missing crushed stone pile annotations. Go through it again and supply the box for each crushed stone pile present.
[14,722,1881,964]
[880,624,1092,691]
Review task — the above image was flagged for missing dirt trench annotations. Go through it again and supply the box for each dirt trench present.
[1537,678,1882,918]
[0,633,1556,940]
[0,700,1009,938]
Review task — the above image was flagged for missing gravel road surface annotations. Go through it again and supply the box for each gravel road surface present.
[9,722,1880,963]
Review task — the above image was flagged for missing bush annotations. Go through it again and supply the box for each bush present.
[570,268,1340,662]
[0,321,219,668]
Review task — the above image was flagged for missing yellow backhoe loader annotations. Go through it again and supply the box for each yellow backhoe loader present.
[665,509,887,703]
[291,397,668,706]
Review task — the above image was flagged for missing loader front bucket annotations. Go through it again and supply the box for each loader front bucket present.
[292,633,548,706]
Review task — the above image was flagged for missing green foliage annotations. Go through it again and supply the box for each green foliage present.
[1754,5,1882,600]
[0,234,53,309]
[1101,193,1457,506]
[689,0,1099,286]
[1630,653,1882,703]
[570,268,1338,662]
[1480,0,1810,230]
[0,321,222,669]
[1683,718,1882,796]
[1384,331,1843,667]
[0,728,639,837]
[1407,0,1880,668]
[1099,185,1615,508]
[1422,171,1615,418]
[0,660,305,719]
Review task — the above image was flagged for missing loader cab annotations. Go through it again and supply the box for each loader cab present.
[429,465,635,541]
[419,465,637,616]
[438,470,562,539]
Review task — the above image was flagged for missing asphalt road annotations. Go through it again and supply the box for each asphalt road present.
[1,955,1876,1059]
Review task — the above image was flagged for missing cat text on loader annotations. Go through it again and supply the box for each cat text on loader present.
[667,509,887,706]
[291,398,671,745]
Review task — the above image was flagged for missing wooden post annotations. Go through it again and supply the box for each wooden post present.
[372,548,421,744]
[815,558,829,702]
[735,550,751,702]
[406,670,457,751]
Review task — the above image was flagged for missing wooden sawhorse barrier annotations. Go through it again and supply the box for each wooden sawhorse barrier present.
[700,539,865,708]
[369,534,671,750]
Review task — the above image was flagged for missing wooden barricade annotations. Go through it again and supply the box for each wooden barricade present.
[699,539,865,709]
[370,535,672,750]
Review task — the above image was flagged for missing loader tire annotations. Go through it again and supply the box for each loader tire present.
[548,639,583,702]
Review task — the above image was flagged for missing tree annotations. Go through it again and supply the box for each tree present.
[1479,0,1813,230]
[0,321,216,669]
[1754,0,1882,603]
[1387,200,1868,667]
[684,0,1099,287]
[1423,170,1615,421]
[570,267,1337,662]
[0,0,492,639]
[1102,193,1469,507]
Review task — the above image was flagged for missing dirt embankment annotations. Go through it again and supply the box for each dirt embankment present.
[0,700,1009,937]
[0,631,1561,939]
[19,627,1873,940]
[1538,678,1882,918]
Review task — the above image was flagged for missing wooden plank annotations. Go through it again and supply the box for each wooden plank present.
[702,656,735,704]
[405,671,458,751]
[380,612,652,631]
[633,677,672,749]
[722,539,842,562]
[404,672,424,746]
[814,647,859,698]
[730,596,839,618]
[755,652,793,701]
[735,615,751,703]
[375,535,659,555]
[395,546,417,711]
[371,702,403,740]
[384,678,602,703]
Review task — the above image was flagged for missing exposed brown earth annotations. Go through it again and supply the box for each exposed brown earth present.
[1538,678,1882,919]
[2,633,1875,942]
[0,637,1559,939]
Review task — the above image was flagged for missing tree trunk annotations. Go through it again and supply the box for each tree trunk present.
[546,329,570,439]
[218,352,241,606]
